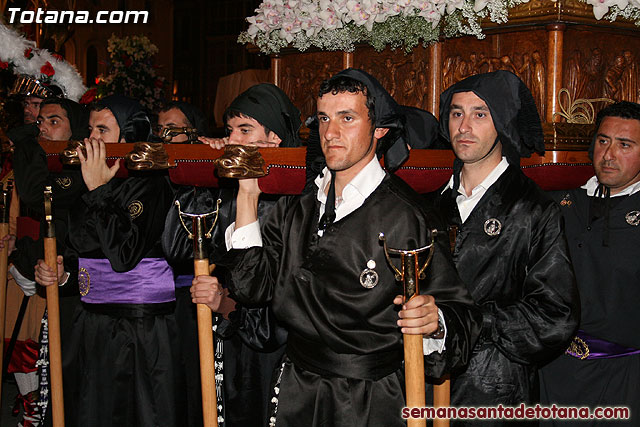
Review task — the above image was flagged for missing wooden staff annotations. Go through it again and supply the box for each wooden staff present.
[433,374,451,427]
[402,249,427,427]
[0,179,13,398]
[43,186,65,426]
[380,233,437,427]
[192,214,219,427]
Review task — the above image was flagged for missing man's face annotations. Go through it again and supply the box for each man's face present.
[157,107,191,142]
[37,104,73,141]
[593,116,640,195]
[316,91,387,176]
[23,96,43,124]
[226,114,281,146]
[448,91,501,165]
[89,108,121,143]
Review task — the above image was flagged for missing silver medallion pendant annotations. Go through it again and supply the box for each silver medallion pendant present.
[625,210,640,226]
[360,259,379,289]
[484,218,502,236]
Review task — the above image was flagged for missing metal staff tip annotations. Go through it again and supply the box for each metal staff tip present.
[44,186,55,238]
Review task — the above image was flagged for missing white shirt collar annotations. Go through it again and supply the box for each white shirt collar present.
[315,156,386,205]
[442,157,510,195]
[581,175,640,197]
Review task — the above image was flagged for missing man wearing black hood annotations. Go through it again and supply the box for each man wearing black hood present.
[2,96,89,427]
[166,85,298,427]
[5,97,90,293]
[196,69,481,426]
[539,101,640,426]
[430,70,579,419]
[155,100,213,427]
[156,101,210,143]
[34,95,178,427]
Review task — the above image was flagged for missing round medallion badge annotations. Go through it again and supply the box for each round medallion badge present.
[483,218,502,236]
[625,211,640,226]
[360,259,379,289]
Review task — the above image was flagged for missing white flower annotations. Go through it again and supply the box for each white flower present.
[473,0,489,12]
[587,0,629,19]
[445,0,465,14]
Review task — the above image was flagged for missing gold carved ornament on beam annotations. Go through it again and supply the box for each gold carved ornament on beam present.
[59,141,267,177]
[554,88,615,124]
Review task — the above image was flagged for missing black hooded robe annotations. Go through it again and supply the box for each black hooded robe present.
[222,174,481,427]
[163,86,299,427]
[539,188,640,426]
[61,96,178,427]
[162,184,287,427]
[430,166,579,424]
[8,100,89,427]
[62,172,178,427]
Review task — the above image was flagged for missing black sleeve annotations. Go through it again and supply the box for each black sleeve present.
[478,202,580,365]
[219,195,293,306]
[68,174,173,271]
[217,304,288,352]
[11,124,47,212]
[421,211,483,378]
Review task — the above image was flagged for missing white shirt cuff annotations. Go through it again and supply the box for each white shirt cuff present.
[423,308,447,355]
[59,271,70,287]
[9,265,36,297]
[225,220,262,250]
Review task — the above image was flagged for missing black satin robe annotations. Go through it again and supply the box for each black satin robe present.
[223,174,481,427]
[431,165,579,420]
[11,127,87,291]
[63,172,179,427]
[162,184,287,427]
[539,189,640,426]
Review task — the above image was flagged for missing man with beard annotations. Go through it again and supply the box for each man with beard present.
[539,101,640,426]
[34,95,178,427]
[195,69,481,427]
[429,70,580,424]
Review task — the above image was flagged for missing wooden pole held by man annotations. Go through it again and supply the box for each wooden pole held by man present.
[43,186,65,426]
[380,233,431,427]
[401,251,427,427]
[193,215,219,427]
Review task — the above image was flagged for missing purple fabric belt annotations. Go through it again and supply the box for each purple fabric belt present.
[175,274,193,288]
[565,330,640,360]
[79,257,175,304]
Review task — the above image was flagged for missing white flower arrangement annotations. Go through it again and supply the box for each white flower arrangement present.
[0,22,87,101]
[586,0,640,21]
[239,0,640,54]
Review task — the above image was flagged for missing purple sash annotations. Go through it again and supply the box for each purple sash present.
[565,330,640,360]
[79,257,175,304]
[175,274,193,288]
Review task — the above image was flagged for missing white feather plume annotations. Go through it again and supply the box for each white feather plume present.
[0,22,86,101]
